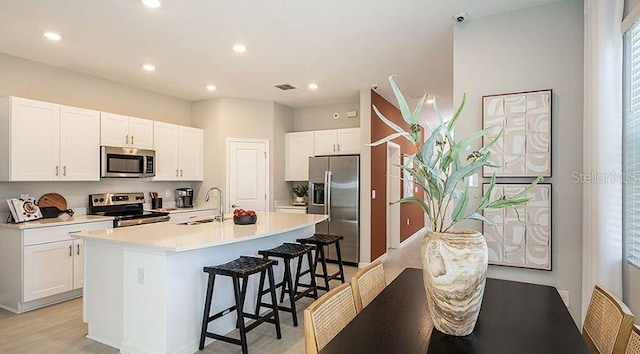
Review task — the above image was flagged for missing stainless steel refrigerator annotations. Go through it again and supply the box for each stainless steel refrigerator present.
[308,155,360,265]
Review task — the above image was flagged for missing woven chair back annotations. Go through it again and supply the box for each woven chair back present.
[351,260,386,313]
[626,325,640,354]
[304,282,357,354]
[583,285,634,354]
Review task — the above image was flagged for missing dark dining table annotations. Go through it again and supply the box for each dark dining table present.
[320,268,588,354]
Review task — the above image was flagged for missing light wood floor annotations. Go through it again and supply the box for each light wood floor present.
[0,235,423,354]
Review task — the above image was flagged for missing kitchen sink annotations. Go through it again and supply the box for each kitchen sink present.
[178,218,215,225]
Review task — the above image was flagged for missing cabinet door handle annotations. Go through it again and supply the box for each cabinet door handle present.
[131,135,134,146]
[125,135,129,145]
[337,144,340,151]
[180,169,183,177]
[68,245,72,257]
[63,165,67,176]
[76,244,80,256]
[332,144,336,152]
[176,169,179,177]
[55,165,59,176]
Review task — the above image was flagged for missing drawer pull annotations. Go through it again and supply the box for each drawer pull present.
[68,231,82,234]
[77,244,80,255]
[68,245,72,257]
[189,216,198,219]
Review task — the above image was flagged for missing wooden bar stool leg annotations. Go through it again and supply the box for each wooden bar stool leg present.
[334,241,345,283]
[306,249,319,299]
[293,254,304,292]
[237,276,249,328]
[282,258,299,326]
[318,245,330,290]
[267,265,282,339]
[280,258,291,304]
[232,276,249,354]
[199,273,216,350]
[254,266,266,317]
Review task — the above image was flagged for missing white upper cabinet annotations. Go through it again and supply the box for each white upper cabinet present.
[285,131,314,181]
[60,105,100,181]
[0,97,100,181]
[178,126,203,181]
[100,112,153,149]
[313,130,337,156]
[336,128,361,154]
[153,122,203,181]
[128,117,154,149]
[312,128,361,156]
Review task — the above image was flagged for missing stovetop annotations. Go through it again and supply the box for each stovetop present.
[88,192,169,227]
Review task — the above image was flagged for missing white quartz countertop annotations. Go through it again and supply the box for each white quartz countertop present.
[0,215,114,229]
[149,204,214,214]
[73,212,327,252]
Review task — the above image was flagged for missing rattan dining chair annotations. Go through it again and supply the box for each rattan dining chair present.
[582,285,634,354]
[303,282,357,354]
[625,325,640,354]
[351,260,386,313]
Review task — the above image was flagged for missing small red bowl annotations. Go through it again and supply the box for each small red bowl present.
[234,215,257,225]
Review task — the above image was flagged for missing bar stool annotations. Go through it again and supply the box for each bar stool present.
[296,234,345,292]
[256,243,318,326]
[199,256,281,354]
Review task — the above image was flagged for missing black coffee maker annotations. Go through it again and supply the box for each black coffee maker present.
[175,188,194,208]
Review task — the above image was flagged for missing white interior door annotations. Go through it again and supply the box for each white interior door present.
[227,138,269,212]
[387,142,401,250]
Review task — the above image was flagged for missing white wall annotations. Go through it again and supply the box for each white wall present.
[191,97,292,211]
[453,0,584,322]
[293,102,360,131]
[625,0,640,17]
[0,53,194,213]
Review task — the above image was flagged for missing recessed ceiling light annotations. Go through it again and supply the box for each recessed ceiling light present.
[43,31,62,41]
[308,83,319,90]
[206,84,217,91]
[141,0,161,8]
[232,44,247,53]
[142,64,156,72]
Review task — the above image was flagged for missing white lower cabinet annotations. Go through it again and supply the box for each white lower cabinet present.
[0,219,111,313]
[23,240,74,302]
[167,209,214,224]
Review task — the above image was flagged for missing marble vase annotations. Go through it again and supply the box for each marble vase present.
[421,230,488,336]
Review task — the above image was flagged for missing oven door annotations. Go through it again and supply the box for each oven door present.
[101,146,154,178]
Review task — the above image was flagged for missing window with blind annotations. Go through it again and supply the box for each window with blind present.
[624,20,640,268]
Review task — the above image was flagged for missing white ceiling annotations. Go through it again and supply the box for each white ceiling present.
[0,0,562,109]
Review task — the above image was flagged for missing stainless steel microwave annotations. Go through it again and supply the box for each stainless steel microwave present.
[101,146,155,178]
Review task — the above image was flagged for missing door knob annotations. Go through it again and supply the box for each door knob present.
[231,204,240,208]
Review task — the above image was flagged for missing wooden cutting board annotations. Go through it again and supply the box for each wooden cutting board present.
[37,193,74,218]
[38,193,68,210]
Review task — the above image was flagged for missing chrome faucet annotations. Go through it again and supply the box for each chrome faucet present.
[204,187,224,222]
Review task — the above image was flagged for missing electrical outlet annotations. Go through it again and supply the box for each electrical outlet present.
[165,189,171,197]
[406,218,410,226]
[137,267,145,285]
[558,290,569,307]
[372,190,376,199]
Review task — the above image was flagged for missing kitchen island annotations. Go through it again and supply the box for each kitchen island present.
[74,212,327,354]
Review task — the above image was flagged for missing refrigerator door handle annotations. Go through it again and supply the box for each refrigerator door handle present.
[325,170,332,222]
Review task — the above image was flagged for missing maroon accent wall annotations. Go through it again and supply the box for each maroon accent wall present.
[370,90,425,261]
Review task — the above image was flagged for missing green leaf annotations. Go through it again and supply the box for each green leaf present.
[447,93,466,132]
[421,124,444,165]
[388,75,416,125]
[444,155,488,194]
[479,129,504,155]
[411,93,427,124]
[453,125,498,155]
[367,132,408,146]
[372,104,406,135]
[393,196,431,217]
[465,212,496,226]
[478,173,497,210]
[451,184,469,222]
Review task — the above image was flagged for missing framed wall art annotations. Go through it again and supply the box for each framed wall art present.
[482,89,552,177]
[482,183,552,270]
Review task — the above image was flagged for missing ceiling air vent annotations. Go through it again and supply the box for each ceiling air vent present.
[275,84,297,90]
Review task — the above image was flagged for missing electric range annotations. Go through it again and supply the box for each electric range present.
[88,192,170,228]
